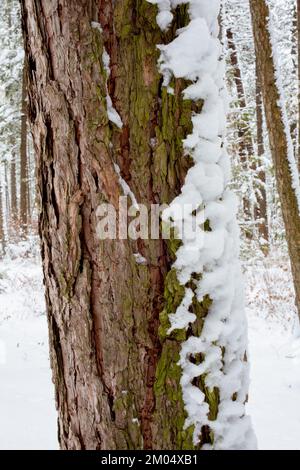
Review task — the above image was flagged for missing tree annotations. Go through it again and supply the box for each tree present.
[250,0,300,317]
[297,0,300,167]
[254,62,269,247]
[226,27,254,226]
[20,61,29,232]
[21,0,254,450]
[0,179,5,255]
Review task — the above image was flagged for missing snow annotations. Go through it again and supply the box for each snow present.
[151,0,255,448]
[245,252,300,450]
[0,244,300,449]
[0,241,58,450]
[133,253,148,265]
[101,48,123,129]
[147,0,174,31]
[114,163,139,210]
[91,21,103,33]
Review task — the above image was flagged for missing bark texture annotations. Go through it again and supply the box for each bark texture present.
[21,0,214,449]
[10,155,17,227]
[20,61,29,231]
[0,181,5,255]
[250,0,300,317]
[254,62,269,247]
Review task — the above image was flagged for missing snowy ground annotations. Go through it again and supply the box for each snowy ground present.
[0,240,58,450]
[0,241,300,449]
[245,252,300,450]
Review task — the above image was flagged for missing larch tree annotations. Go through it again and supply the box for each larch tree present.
[254,62,269,247]
[21,0,255,450]
[250,0,300,317]
[226,27,254,226]
[20,61,29,232]
[0,180,5,255]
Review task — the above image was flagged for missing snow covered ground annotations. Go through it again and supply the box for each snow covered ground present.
[0,240,58,450]
[246,253,300,450]
[0,241,299,449]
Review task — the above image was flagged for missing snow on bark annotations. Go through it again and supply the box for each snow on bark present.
[99,43,123,129]
[266,7,300,214]
[150,0,256,449]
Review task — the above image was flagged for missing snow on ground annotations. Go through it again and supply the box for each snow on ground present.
[245,251,300,450]
[0,239,58,450]
[0,241,300,449]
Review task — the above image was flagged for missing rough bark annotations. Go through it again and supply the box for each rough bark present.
[250,0,300,317]
[254,62,269,248]
[10,154,17,228]
[298,0,300,169]
[20,61,29,232]
[21,0,215,450]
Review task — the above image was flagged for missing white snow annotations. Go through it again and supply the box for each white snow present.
[0,245,300,449]
[150,0,256,449]
[101,48,123,129]
[147,0,174,31]
[91,21,103,33]
[0,241,58,450]
[245,251,300,450]
[114,163,139,210]
[133,253,148,265]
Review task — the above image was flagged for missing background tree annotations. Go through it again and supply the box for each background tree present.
[250,0,300,318]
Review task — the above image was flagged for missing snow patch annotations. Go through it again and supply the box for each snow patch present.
[114,163,139,210]
[149,0,256,449]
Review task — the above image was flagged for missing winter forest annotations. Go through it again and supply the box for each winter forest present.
[0,0,300,452]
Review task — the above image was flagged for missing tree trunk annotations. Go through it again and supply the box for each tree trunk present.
[298,0,300,169]
[0,180,5,256]
[10,154,17,229]
[254,61,269,248]
[21,0,208,450]
[226,28,255,236]
[20,61,29,233]
[250,0,300,317]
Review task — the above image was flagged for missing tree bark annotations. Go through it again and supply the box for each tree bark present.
[226,28,254,222]
[0,179,5,256]
[250,0,300,317]
[20,0,218,450]
[10,154,17,229]
[254,61,269,248]
[20,60,29,232]
[297,0,300,169]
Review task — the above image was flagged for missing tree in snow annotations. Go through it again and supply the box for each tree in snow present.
[250,0,300,318]
[21,0,255,449]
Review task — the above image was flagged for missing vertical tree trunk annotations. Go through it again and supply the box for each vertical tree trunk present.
[226,28,255,235]
[0,180,5,255]
[21,0,202,450]
[20,61,29,233]
[297,0,300,169]
[22,0,252,450]
[254,62,269,248]
[250,0,300,317]
[10,154,17,229]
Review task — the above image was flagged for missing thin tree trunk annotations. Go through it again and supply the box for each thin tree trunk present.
[20,61,29,233]
[297,0,300,169]
[254,62,269,248]
[250,0,300,317]
[0,180,5,256]
[10,154,17,230]
[226,28,255,233]
[21,0,215,450]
